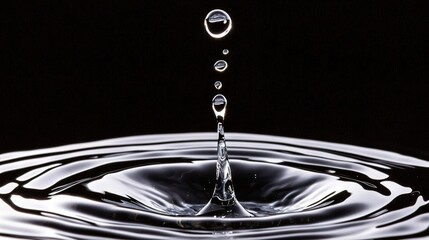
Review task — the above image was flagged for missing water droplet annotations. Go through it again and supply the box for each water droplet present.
[204,9,232,39]
[214,60,228,72]
[222,49,229,55]
[212,94,227,122]
[214,81,222,90]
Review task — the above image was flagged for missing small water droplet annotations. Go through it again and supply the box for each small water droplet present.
[212,94,227,122]
[222,49,229,55]
[214,81,222,90]
[214,60,228,72]
[204,9,232,39]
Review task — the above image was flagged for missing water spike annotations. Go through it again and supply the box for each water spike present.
[197,96,252,217]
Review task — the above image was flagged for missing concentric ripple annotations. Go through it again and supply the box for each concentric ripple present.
[0,133,428,239]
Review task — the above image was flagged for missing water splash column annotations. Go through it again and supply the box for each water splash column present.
[197,9,252,218]
[212,95,234,204]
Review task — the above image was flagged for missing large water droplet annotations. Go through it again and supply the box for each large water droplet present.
[214,60,228,72]
[214,81,222,90]
[222,49,229,55]
[204,9,232,39]
[212,94,227,123]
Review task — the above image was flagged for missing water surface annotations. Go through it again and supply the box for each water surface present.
[0,133,428,239]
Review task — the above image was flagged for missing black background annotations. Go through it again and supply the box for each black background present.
[1,1,428,157]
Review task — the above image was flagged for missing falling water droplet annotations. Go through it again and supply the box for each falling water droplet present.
[222,49,229,55]
[204,9,232,39]
[212,94,227,122]
[214,81,222,90]
[214,60,228,72]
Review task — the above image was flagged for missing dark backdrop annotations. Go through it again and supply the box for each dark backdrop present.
[1,1,428,157]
